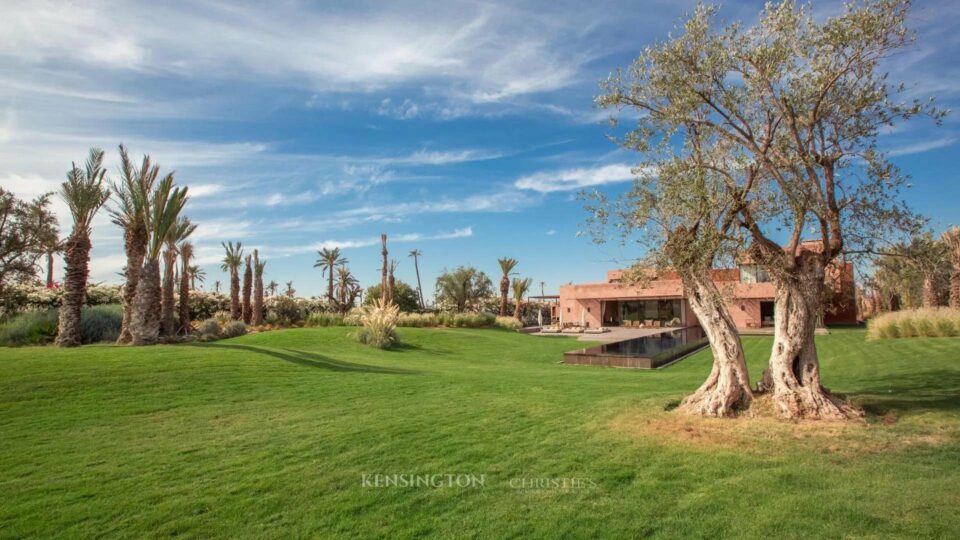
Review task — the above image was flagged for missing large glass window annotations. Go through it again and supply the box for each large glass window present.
[619,299,684,325]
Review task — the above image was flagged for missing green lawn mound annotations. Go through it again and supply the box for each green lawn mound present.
[1,327,958,538]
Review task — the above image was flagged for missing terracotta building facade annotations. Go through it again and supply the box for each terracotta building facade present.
[556,250,857,330]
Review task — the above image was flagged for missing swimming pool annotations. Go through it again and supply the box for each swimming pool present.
[563,327,708,369]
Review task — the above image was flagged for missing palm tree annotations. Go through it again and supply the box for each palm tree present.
[284,280,295,297]
[161,217,195,336]
[267,280,278,297]
[388,259,398,306]
[497,257,518,317]
[56,149,110,347]
[380,234,389,303]
[409,249,424,311]
[314,247,347,304]
[130,174,188,345]
[109,145,158,344]
[179,242,194,334]
[511,277,532,323]
[335,266,360,314]
[252,249,265,326]
[241,254,252,323]
[188,265,206,290]
[213,280,221,294]
[221,241,243,320]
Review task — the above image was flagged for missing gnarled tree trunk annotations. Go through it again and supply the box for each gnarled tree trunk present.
[759,253,860,420]
[677,272,752,417]
[56,235,91,347]
[161,248,177,337]
[130,258,161,346]
[118,227,147,344]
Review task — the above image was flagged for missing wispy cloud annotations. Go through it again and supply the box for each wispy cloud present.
[888,136,957,156]
[514,163,635,193]
[273,227,474,256]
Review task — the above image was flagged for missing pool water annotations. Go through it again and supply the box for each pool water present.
[563,327,708,369]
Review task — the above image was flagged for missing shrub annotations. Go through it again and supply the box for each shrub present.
[494,316,522,330]
[266,295,305,326]
[305,312,344,327]
[355,298,399,349]
[867,308,960,340]
[222,321,247,338]
[80,304,122,344]
[197,318,221,337]
[397,312,438,327]
[0,309,59,346]
[343,307,364,326]
[188,292,230,321]
[0,304,123,346]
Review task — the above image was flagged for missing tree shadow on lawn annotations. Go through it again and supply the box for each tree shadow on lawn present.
[846,369,960,415]
[191,343,417,375]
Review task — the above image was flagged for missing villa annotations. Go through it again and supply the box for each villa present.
[557,241,857,330]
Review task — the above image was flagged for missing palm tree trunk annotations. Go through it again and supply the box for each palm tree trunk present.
[380,234,389,304]
[242,259,252,324]
[253,274,264,326]
[56,234,91,347]
[118,227,147,344]
[514,300,523,322]
[161,248,177,337]
[230,267,240,320]
[500,276,509,317]
[179,260,191,335]
[413,255,424,310]
[130,258,162,346]
[46,252,54,288]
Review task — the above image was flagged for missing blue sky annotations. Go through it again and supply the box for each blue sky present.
[1,0,958,298]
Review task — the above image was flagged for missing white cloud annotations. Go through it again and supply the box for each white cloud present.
[546,229,556,235]
[514,163,636,193]
[888,136,957,157]
[273,227,474,256]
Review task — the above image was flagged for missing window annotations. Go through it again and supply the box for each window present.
[740,265,771,284]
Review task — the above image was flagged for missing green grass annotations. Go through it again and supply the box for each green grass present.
[1,327,958,538]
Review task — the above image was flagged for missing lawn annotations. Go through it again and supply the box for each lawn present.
[1,327,958,538]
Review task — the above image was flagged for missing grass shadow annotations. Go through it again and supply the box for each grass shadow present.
[190,343,417,375]
[847,369,960,415]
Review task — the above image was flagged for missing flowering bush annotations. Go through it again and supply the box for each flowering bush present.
[1,283,122,319]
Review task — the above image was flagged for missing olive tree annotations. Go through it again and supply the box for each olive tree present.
[584,132,755,417]
[598,0,941,419]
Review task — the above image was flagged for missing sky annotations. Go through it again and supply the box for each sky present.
[1,0,958,299]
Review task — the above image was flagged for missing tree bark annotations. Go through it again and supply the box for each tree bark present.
[514,300,523,322]
[161,248,177,337]
[130,258,161,346]
[230,267,240,320]
[46,251,54,288]
[117,226,147,344]
[413,255,424,310]
[676,272,753,417]
[179,259,191,335]
[242,257,252,324]
[56,234,91,347]
[253,273,264,326]
[760,252,861,420]
[499,276,509,317]
[950,270,960,310]
[922,274,938,308]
